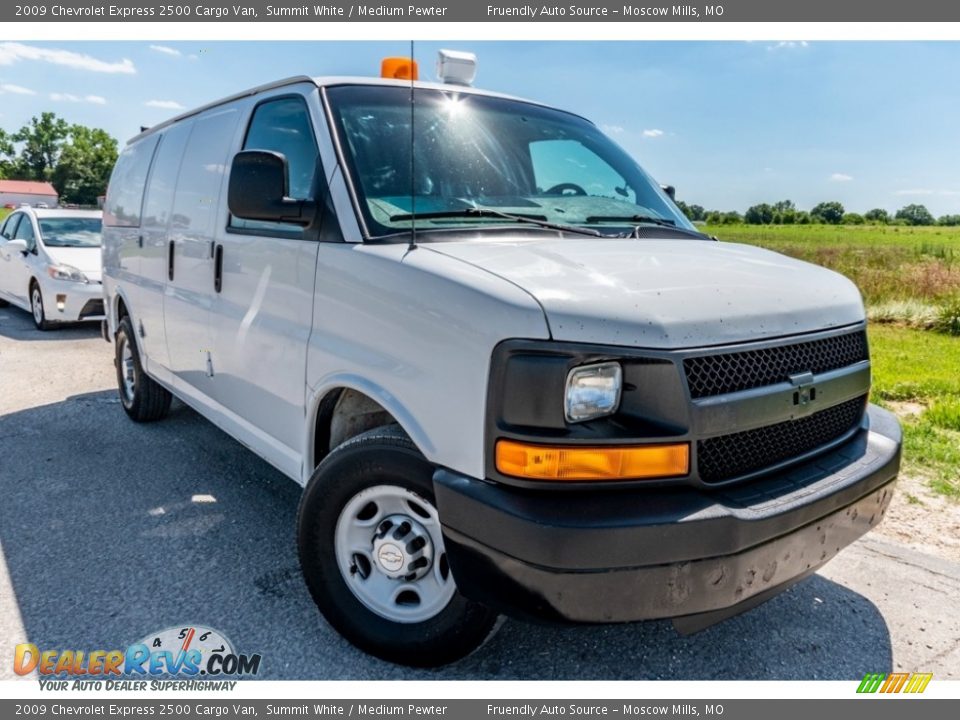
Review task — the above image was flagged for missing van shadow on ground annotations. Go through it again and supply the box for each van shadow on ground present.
[0,390,893,680]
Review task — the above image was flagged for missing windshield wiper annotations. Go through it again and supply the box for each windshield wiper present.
[582,213,711,240]
[389,207,603,237]
[584,213,676,227]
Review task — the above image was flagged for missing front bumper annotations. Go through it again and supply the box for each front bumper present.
[41,277,104,322]
[434,404,901,624]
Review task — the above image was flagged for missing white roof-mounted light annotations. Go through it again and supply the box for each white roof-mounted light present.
[436,49,477,87]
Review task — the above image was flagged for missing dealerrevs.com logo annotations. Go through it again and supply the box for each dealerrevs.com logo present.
[14,626,262,690]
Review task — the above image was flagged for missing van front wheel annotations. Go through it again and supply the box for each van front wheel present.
[297,426,500,667]
[115,317,172,422]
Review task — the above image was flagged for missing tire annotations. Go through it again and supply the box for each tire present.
[297,425,500,667]
[115,316,172,422]
[30,281,52,331]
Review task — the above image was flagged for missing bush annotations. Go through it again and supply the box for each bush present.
[936,298,960,336]
[896,203,936,226]
[811,201,845,224]
[864,208,890,224]
[745,203,774,224]
[843,213,865,225]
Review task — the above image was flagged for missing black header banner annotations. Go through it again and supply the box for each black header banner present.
[0,700,957,720]
[3,0,958,22]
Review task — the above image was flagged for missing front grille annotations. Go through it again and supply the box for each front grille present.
[697,395,867,484]
[79,298,104,319]
[684,330,868,399]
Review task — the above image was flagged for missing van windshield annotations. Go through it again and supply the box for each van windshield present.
[326,85,694,239]
[38,217,102,247]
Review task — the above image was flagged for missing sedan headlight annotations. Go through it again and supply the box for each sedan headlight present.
[47,264,89,283]
[564,361,622,423]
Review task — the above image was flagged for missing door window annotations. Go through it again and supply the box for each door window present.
[13,214,37,253]
[104,134,160,227]
[231,95,320,235]
[1,213,21,240]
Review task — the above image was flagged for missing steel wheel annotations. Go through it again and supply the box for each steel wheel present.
[118,333,136,404]
[334,484,455,624]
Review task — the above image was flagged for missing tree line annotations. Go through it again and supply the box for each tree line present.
[675,198,960,227]
[0,112,118,206]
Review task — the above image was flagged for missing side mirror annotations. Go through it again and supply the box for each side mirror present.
[660,184,676,201]
[5,238,28,255]
[228,150,316,227]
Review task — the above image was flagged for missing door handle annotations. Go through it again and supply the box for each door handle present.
[167,240,175,281]
[213,244,223,293]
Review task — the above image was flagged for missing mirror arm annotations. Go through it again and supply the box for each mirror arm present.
[278,198,318,227]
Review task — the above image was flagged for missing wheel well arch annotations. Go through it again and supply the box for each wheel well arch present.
[311,387,403,470]
[115,293,129,320]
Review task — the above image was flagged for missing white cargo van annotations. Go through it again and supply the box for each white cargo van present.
[102,54,901,667]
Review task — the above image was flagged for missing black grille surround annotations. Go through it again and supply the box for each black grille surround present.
[684,330,868,399]
[697,395,868,485]
[78,298,105,319]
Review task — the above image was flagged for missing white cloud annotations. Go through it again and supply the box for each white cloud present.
[601,124,624,134]
[150,45,181,57]
[642,128,664,138]
[145,99,184,110]
[0,42,135,74]
[768,41,810,51]
[0,83,35,95]
[830,173,853,182]
[50,92,107,105]
[895,188,935,196]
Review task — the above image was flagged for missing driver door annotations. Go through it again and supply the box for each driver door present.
[0,212,35,306]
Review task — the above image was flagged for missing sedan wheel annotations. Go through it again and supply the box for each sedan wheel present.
[30,284,51,331]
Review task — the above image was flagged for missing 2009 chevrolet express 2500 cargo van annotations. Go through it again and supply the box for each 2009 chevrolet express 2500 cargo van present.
[102,52,901,667]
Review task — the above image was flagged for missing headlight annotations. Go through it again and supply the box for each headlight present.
[47,264,89,283]
[564,361,622,423]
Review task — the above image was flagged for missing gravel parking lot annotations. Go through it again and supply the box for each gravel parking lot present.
[1,306,958,681]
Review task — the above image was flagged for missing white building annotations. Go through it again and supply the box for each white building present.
[0,180,59,208]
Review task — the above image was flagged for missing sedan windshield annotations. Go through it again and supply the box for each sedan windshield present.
[326,85,694,239]
[38,217,102,247]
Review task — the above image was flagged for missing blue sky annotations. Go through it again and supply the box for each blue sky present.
[1,40,959,216]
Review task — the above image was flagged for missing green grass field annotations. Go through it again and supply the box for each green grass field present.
[711,224,960,498]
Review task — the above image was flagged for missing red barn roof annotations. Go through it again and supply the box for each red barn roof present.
[0,180,58,196]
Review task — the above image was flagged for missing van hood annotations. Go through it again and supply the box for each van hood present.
[427,237,865,349]
[44,246,102,282]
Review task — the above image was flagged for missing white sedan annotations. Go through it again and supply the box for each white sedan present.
[0,208,105,330]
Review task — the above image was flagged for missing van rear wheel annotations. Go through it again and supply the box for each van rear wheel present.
[297,425,500,667]
[115,317,172,422]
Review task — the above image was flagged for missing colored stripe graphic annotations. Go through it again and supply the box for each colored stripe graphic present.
[881,673,909,693]
[904,673,933,694]
[857,672,932,694]
[857,673,886,693]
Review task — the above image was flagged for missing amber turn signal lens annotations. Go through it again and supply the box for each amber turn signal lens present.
[381,57,419,80]
[495,440,689,482]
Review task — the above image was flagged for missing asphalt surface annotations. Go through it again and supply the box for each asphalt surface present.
[1,305,959,681]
